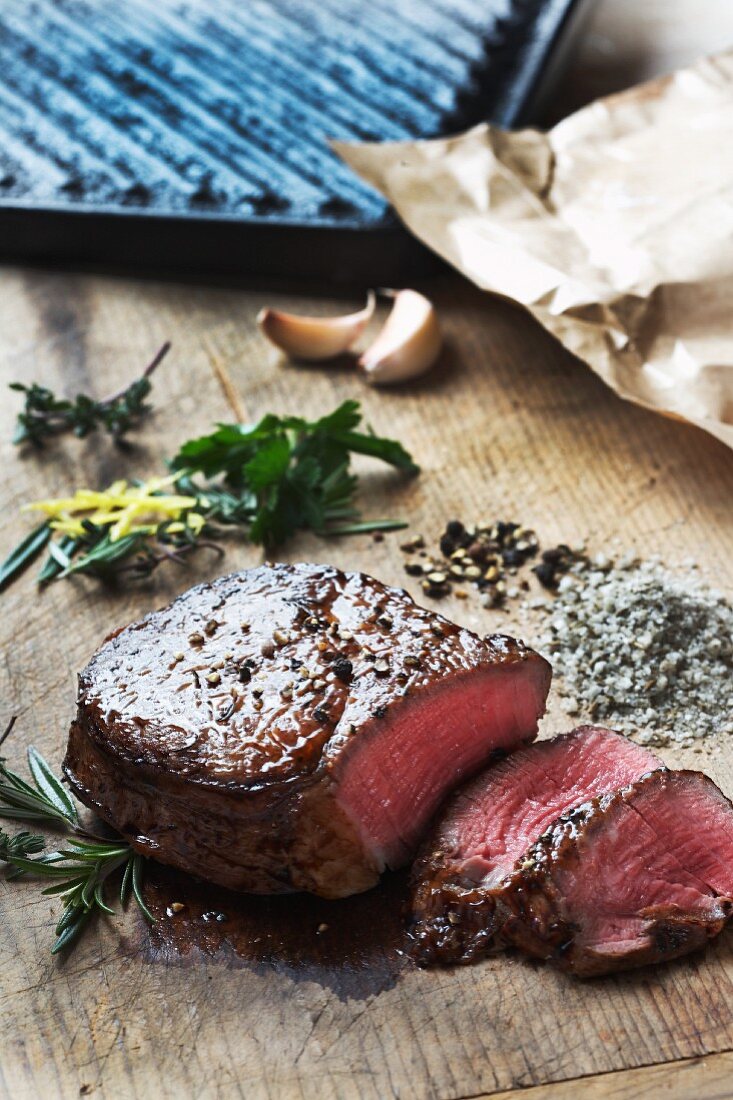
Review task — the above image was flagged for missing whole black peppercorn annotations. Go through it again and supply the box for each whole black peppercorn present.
[440,533,456,557]
[238,658,256,683]
[332,657,353,683]
[502,548,524,568]
[533,562,558,589]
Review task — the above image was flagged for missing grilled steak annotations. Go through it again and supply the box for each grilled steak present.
[64,563,551,898]
[410,726,661,963]
[502,770,733,975]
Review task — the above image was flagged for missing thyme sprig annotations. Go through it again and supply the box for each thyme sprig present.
[0,718,152,954]
[1,400,419,591]
[10,342,170,447]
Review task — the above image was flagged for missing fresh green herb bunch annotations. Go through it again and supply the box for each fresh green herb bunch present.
[0,400,418,592]
[9,517,222,590]
[11,342,170,447]
[173,399,419,548]
[0,718,152,954]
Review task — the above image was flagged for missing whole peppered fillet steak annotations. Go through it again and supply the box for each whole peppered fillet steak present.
[64,563,551,898]
[410,726,661,964]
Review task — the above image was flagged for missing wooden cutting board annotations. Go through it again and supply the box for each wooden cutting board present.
[0,270,732,1100]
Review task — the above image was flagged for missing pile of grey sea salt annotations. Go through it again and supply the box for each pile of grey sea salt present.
[539,554,733,747]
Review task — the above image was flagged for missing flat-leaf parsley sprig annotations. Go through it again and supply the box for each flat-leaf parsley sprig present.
[0,718,152,954]
[10,341,170,447]
[172,398,419,547]
[0,400,419,591]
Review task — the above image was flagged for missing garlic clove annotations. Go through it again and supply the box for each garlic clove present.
[358,289,442,385]
[257,292,375,361]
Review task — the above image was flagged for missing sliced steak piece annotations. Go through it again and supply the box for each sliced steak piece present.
[64,563,551,898]
[410,726,660,963]
[502,769,733,975]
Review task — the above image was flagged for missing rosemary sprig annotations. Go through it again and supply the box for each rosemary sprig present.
[10,342,170,447]
[0,718,153,953]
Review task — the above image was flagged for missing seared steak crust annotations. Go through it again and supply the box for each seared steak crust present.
[410,867,503,966]
[65,563,551,898]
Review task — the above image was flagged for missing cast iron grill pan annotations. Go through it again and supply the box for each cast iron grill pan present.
[0,0,583,281]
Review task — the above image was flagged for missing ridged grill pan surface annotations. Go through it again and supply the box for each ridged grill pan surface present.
[0,0,582,279]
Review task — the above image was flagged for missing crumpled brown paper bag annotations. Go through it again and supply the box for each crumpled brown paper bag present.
[334,52,733,450]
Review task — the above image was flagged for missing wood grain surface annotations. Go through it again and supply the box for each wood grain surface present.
[0,268,731,1100]
[488,1051,733,1100]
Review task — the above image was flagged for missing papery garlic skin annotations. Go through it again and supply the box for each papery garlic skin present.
[359,290,442,385]
[257,292,375,361]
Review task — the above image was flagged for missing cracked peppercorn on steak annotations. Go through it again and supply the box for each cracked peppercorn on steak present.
[64,563,552,898]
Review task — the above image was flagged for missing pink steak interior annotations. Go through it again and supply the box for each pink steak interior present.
[334,664,550,870]
[555,770,733,958]
[437,726,661,885]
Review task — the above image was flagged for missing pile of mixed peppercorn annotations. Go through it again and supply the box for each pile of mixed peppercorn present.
[400,520,579,607]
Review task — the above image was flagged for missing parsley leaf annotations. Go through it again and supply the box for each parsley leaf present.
[174,400,418,548]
